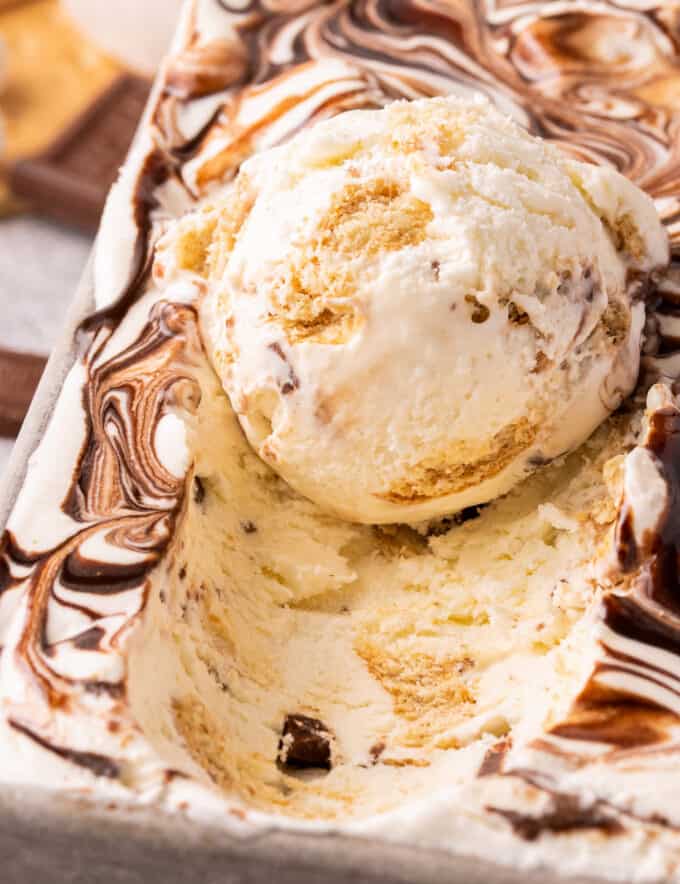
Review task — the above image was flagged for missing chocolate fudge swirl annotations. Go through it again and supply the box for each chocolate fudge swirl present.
[2,0,680,826]
[1,303,201,775]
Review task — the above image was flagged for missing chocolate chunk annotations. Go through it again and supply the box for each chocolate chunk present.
[0,347,46,437]
[455,504,485,524]
[426,518,455,537]
[426,504,485,537]
[278,714,333,771]
[507,301,530,325]
[9,74,150,233]
[465,294,490,323]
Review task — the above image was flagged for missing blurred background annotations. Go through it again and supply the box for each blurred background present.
[0,0,182,479]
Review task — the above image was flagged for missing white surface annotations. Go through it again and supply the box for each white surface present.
[62,0,184,76]
[0,215,92,482]
[0,440,12,479]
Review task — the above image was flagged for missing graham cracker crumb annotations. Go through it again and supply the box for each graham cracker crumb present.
[380,417,537,504]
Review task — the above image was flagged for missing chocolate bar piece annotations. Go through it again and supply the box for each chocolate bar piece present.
[0,347,46,437]
[277,714,334,771]
[9,74,150,232]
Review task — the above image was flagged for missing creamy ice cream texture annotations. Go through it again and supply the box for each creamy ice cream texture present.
[199,95,666,523]
[5,2,680,881]
[129,350,641,821]
[135,90,671,829]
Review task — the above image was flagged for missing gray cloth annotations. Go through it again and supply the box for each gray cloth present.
[0,215,92,480]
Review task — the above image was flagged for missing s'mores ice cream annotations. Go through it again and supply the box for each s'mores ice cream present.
[196,95,666,523]
[4,3,680,883]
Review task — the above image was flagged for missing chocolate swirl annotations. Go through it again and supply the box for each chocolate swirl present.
[1,303,201,777]
[165,36,250,99]
[3,0,680,844]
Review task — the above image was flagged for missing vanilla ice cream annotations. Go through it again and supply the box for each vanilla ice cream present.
[197,95,667,524]
[127,350,635,821]
[7,3,680,884]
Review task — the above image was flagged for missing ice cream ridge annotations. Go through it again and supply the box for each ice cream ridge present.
[181,95,668,523]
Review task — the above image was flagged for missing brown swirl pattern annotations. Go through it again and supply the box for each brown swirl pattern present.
[0,302,201,777]
[2,0,680,837]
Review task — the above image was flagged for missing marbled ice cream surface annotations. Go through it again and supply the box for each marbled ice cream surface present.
[198,93,665,523]
[3,2,680,883]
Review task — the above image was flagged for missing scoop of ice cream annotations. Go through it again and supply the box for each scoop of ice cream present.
[195,95,667,524]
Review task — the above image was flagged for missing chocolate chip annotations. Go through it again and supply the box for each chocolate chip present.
[427,518,455,537]
[455,504,485,524]
[507,301,529,325]
[465,294,490,323]
[426,504,486,537]
[241,520,257,534]
[278,714,334,771]
[193,476,206,504]
[431,260,440,280]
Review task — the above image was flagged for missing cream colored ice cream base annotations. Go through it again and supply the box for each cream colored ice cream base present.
[198,95,666,524]
[127,348,635,821]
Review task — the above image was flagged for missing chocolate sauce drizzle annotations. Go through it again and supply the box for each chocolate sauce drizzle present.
[9,719,120,780]
[487,796,624,843]
[551,400,680,760]
[2,0,680,833]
